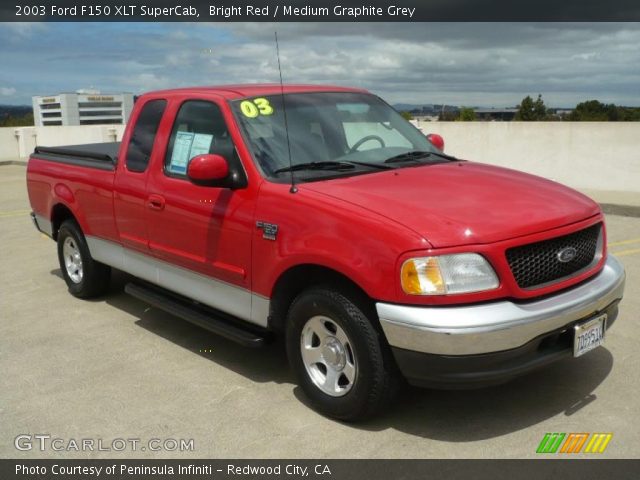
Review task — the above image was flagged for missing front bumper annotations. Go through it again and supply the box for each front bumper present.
[376,255,625,387]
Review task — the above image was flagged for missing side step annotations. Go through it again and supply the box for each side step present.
[125,282,268,348]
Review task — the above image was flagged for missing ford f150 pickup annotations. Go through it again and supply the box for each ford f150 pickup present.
[27,84,626,420]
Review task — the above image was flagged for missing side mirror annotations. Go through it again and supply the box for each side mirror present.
[426,133,445,152]
[187,154,229,187]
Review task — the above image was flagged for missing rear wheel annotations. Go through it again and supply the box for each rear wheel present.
[286,287,399,421]
[57,220,111,298]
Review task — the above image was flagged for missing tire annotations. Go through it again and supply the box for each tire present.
[57,220,111,298]
[286,286,399,421]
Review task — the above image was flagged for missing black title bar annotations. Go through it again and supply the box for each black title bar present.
[3,0,640,22]
[2,459,640,480]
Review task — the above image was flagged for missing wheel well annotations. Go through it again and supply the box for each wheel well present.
[268,264,377,335]
[51,204,77,240]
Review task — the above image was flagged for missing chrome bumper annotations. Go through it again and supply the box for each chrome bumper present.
[377,255,626,356]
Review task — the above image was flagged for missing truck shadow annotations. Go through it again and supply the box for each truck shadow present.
[106,271,294,386]
[50,268,292,385]
[346,347,613,441]
[49,268,615,442]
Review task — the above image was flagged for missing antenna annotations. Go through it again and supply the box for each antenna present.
[275,31,297,194]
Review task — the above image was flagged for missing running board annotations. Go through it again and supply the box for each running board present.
[124,282,268,348]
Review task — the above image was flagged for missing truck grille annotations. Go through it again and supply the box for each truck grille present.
[506,224,602,289]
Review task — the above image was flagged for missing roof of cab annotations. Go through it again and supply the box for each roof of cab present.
[142,84,369,100]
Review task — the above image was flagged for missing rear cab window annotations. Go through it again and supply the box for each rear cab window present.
[125,99,167,172]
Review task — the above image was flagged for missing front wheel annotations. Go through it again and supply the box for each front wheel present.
[286,287,399,421]
[57,220,111,298]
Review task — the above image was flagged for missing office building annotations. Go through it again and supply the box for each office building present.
[32,89,134,126]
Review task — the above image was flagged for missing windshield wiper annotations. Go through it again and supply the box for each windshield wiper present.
[274,161,356,174]
[274,160,392,174]
[384,150,458,164]
[429,151,459,161]
[384,151,432,163]
[343,160,393,170]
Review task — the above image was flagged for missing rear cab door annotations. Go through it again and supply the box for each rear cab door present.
[113,96,168,253]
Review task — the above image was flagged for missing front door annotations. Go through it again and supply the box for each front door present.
[145,98,255,321]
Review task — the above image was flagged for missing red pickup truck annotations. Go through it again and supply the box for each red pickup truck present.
[27,84,626,420]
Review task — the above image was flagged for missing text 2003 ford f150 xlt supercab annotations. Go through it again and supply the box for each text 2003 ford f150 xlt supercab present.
[27,85,626,420]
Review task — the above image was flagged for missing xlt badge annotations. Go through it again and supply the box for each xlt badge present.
[256,221,278,240]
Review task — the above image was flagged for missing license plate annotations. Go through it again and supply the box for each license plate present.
[573,314,607,358]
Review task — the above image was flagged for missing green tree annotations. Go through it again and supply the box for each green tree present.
[564,101,640,121]
[620,107,640,121]
[568,100,618,121]
[399,111,413,121]
[438,111,458,121]
[457,107,476,121]
[0,112,34,127]
[515,94,547,121]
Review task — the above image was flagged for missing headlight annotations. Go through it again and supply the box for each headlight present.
[401,253,499,295]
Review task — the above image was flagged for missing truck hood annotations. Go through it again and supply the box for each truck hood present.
[302,162,600,248]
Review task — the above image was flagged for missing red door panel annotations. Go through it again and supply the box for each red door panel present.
[144,96,255,289]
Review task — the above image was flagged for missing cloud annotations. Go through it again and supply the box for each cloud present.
[2,22,46,38]
[118,73,171,91]
[571,52,600,61]
[1,22,639,107]
[1,87,17,96]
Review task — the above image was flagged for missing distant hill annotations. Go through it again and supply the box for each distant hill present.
[393,103,460,115]
[392,103,430,112]
[0,105,32,116]
[0,105,33,127]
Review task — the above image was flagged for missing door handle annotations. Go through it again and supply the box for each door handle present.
[147,194,165,211]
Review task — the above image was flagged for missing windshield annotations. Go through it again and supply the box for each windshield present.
[231,91,443,181]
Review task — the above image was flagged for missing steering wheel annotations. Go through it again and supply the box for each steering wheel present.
[348,135,385,153]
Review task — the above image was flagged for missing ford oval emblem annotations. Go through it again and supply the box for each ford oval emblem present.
[557,247,577,263]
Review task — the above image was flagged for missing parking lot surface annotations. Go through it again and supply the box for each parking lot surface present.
[1,164,639,458]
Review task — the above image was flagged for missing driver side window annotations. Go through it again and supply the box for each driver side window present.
[165,100,234,177]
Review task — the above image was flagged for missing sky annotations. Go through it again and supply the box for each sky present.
[1,22,639,107]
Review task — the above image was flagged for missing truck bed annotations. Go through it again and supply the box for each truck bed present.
[32,142,120,170]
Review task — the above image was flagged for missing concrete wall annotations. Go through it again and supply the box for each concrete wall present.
[1,123,638,195]
[0,128,20,161]
[1,125,126,161]
[414,121,639,194]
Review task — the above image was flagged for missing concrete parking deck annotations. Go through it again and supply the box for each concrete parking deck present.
[1,164,638,458]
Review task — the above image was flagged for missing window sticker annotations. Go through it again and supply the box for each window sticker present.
[168,132,214,174]
[168,131,194,174]
[240,98,274,117]
[190,133,214,157]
